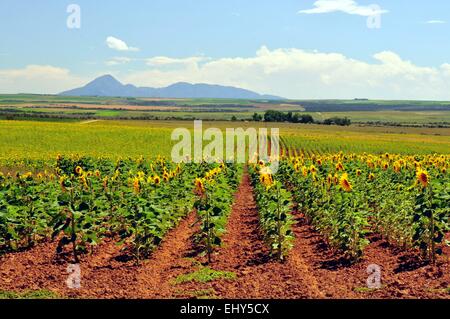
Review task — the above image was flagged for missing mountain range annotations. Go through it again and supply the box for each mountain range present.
[59,75,282,100]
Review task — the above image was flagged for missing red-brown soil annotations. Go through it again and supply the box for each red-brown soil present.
[175,173,324,299]
[0,173,448,299]
[290,211,450,299]
[0,212,200,299]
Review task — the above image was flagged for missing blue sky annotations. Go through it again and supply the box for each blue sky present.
[1,0,450,99]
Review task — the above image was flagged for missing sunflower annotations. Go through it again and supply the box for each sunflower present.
[309,165,317,175]
[194,178,205,195]
[260,173,274,189]
[335,162,344,171]
[416,169,429,188]
[75,166,83,176]
[356,169,362,176]
[339,173,352,192]
[133,177,140,193]
[326,174,333,186]
[59,176,67,192]
[80,174,89,190]
[302,166,308,177]
[102,176,108,190]
[21,172,33,180]
[368,173,375,181]
[153,175,161,185]
[333,173,339,185]
[137,171,145,179]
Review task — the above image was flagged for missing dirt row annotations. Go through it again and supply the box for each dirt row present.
[0,173,449,299]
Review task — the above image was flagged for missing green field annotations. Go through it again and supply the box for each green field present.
[1,119,449,167]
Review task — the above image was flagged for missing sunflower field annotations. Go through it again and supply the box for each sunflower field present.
[0,155,240,264]
[273,152,450,262]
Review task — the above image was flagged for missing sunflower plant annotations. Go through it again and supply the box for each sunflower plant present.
[193,162,241,264]
[413,170,449,263]
[250,164,294,261]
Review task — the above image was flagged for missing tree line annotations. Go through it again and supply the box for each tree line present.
[247,110,351,126]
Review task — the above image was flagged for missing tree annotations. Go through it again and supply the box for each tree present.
[252,113,263,122]
[323,117,351,126]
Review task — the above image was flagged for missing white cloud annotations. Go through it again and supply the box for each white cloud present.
[426,20,446,24]
[123,46,450,100]
[106,36,139,52]
[106,57,132,66]
[146,56,208,67]
[299,0,388,17]
[0,65,87,94]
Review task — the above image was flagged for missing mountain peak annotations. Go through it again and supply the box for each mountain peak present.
[91,74,122,85]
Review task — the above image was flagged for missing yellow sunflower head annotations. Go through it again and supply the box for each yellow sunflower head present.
[260,173,274,189]
[339,173,352,192]
[75,166,83,176]
[194,178,205,195]
[302,166,308,177]
[416,169,429,188]
[133,177,140,193]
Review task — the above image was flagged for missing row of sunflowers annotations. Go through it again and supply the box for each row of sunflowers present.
[193,163,242,263]
[0,155,238,264]
[253,152,449,262]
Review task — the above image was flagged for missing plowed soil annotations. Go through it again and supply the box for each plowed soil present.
[0,173,448,299]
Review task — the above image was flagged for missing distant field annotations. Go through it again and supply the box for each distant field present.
[2,94,450,125]
[311,110,450,124]
[1,120,449,166]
